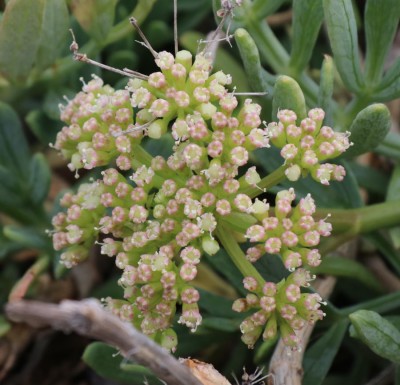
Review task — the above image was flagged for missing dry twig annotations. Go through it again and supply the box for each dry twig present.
[6,299,203,385]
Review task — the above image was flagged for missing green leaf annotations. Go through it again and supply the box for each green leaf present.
[83,342,162,385]
[272,75,307,121]
[289,0,323,74]
[375,57,400,101]
[251,0,287,19]
[202,317,240,332]
[343,104,391,158]
[387,164,400,249]
[3,225,51,251]
[197,288,241,319]
[35,0,69,71]
[71,0,117,43]
[29,153,51,205]
[234,28,274,95]
[303,319,348,385]
[0,102,30,177]
[0,0,45,82]
[25,110,61,145]
[318,55,334,126]
[364,0,400,85]
[311,256,383,292]
[349,310,400,364]
[0,315,11,337]
[0,226,22,259]
[323,0,363,93]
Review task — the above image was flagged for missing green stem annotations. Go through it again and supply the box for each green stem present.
[216,224,265,288]
[319,200,400,236]
[240,165,287,198]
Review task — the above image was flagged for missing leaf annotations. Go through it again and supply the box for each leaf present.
[387,164,400,249]
[71,0,117,43]
[0,226,22,259]
[0,315,11,337]
[28,153,51,205]
[197,288,241,319]
[251,0,287,19]
[375,57,400,101]
[83,342,162,385]
[311,256,383,292]
[35,0,69,71]
[349,310,400,364]
[318,56,334,127]
[254,254,289,283]
[364,0,400,85]
[0,0,45,82]
[272,75,307,121]
[3,225,51,251]
[323,0,363,93]
[25,109,61,145]
[202,317,241,332]
[0,102,30,177]
[364,232,400,275]
[303,320,348,385]
[289,0,324,74]
[343,104,391,158]
[234,28,274,95]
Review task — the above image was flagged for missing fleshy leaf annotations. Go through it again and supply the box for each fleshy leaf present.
[35,0,69,71]
[343,104,391,158]
[272,75,307,122]
[83,342,162,385]
[323,0,363,93]
[387,164,400,249]
[289,0,323,74]
[29,153,51,205]
[251,0,287,19]
[318,55,334,127]
[364,0,400,85]
[0,0,45,82]
[349,310,400,364]
[234,28,274,95]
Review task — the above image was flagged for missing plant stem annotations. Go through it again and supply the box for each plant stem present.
[240,164,287,198]
[216,224,265,287]
[318,200,400,236]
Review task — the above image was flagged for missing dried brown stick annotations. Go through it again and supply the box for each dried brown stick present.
[268,241,357,385]
[5,299,203,385]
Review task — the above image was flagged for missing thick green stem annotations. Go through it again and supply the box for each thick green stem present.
[216,224,265,288]
[240,165,287,198]
[318,200,400,236]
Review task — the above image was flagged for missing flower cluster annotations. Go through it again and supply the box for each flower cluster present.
[268,108,351,185]
[233,269,326,349]
[52,46,348,351]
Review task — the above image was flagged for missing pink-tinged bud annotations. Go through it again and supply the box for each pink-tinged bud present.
[298,194,316,215]
[248,128,270,148]
[100,193,114,207]
[183,199,202,219]
[246,225,266,242]
[149,99,170,118]
[166,199,179,215]
[115,136,131,154]
[175,91,190,108]
[211,112,228,129]
[281,231,298,247]
[223,179,240,194]
[197,213,217,233]
[189,69,208,85]
[300,230,320,247]
[332,164,346,181]
[155,51,174,70]
[130,231,149,248]
[171,63,186,79]
[296,215,315,231]
[219,94,238,112]
[318,142,335,158]
[129,205,148,223]
[207,140,223,158]
[200,192,216,207]
[186,175,205,190]
[180,246,201,264]
[131,165,155,187]
[286,284,301,303]
[246,246,263,262]
[232,298,248,312]
[275,199,292,217]
[300,118,317,134]
[286,124,302,141]
[148,72,166,88]
[263,282,277,297]
[65,224,83,244]
[300,135,315,149]
[175,188,193,204]
[131,187,147,203]
[305,249,321,267]
[264,237,282,254]
[176,231,190,247]
[313,163,334,185]
[116,252,128,269]
[251,310,268,326]
[181,287,200,304]
[285,164,301,182]
[291,268,314,287]
[234,193,252,212]
[283,251,302,271]
[100,238,119,257]
[115,182,130,199]
[131,87,152,108]
[52,232,68,251]
[301,150,318,167]
[260,296,276,312]
[281,304,297,320]
[278,109,297,125]
[262,217,279,231]
[187,116,209,140]
[216,199,231,215]
[193,87,210,103]
[230,146,249,166]
[182,222,201,240]
[179,303,202,332]
[231,130,245,145]
[319,125,334,139]
[243,276,258,292]
[112,207,127,223]
[172,119,189,141]
[161,179,178,197]
[160,271,176,289]
[317,219,332,236]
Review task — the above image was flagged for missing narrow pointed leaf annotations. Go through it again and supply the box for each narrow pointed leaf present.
[323,0,363,93]
[343,104,391,158]
[29,153,51,205]
[303,320,348,385]
[251,0,287,19]
[289,0,323,74]
[387,164,400,249]
[349,310,400,364]
[364,0,400,85]
[318,55,334,126]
